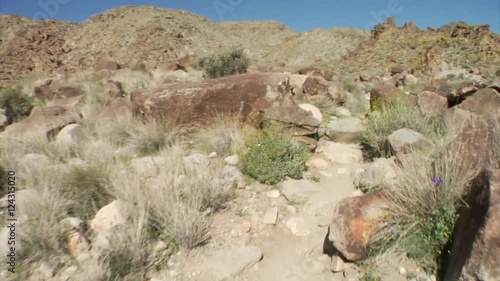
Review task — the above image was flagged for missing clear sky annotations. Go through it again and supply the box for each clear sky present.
[0,0,499,33]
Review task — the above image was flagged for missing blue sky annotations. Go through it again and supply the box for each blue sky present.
[0,0,499,33]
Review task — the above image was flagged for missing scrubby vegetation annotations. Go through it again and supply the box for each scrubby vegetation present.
[369,148,480,274]
[0,87,34,124]
[362,102,447,157]
[60,165,113,220]
[239,126,309,185]
[195,114,244,157]
[195,48,250,78]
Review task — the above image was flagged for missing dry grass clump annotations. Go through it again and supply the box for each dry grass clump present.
[111,145,233,250]
[307,95,339,116]
[362,101,447,157]
[370,147,481,273]
[60,165,113,220]
[0,166,71,279]
[195,114,244,157]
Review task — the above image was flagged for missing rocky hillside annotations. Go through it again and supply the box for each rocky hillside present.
[334,18,500,79]
[0,6,499,84]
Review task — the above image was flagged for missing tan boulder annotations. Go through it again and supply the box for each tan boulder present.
[0,106,80,140]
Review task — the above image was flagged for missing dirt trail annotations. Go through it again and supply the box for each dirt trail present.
[237,162,362,281]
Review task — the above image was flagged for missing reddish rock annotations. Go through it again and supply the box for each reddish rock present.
[445,169,500,281]
[298,67,335,81]
[326,192,388,261]
[458,88,500,118]
[441,115,499,170]
[424,80,455,101]
[94,59,120,71]
[370,84,417,110]
[0,106,80,140]
[302,76,330,96]
[131,72,289,125]
[261,104,321,136]
[444,107,473,135]
[34,85,85,100]
[418,90,448,115]
[390,64,411,75]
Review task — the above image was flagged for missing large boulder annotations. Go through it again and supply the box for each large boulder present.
[386,128,434,157]
[418,90,448,116]
[370,84,417,110]
[298,67,335,81]
[131,72,289,125]
[445,169,500,281]
[262,104,321,136]
[325,117,364,143]
[34,85,85,100]
[440,115,499,170]
[354,157,398,192]
[0,106,80,140]
[55,124,87,146]
[326,192,388,261]
[97,97,138,121]
[457,88,500,118]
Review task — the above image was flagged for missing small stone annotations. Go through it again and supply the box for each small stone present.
[398,267,408,276]
[263,207,278,225]
[224,155,239,166]
[287,217,312,237]
[334,107,352,118]
[234,220,252,234]
[330,255,345,272]
[266,190,281,199]
[337,168,347,174]
[319,171,333,178]
[209,152,218,158]
[287,205,297,214]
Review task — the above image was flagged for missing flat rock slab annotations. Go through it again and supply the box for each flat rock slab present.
[317,141,363,164]
[282,179,319,202]
[326,117,364,143]
[202,246,263,281]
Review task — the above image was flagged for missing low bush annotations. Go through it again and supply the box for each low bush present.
[196,48,250,78]
[239,127,309,185]
[111,146,233,250]
[60,165,113,220]
[0,87,34,124]
[362,101,446,157]
[369,149,480,273]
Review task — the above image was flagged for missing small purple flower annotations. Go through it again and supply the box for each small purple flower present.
[431,175,444,186]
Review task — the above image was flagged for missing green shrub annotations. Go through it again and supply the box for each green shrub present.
[0,88,34,124]
[362,102,446,157]
[196,48,250,78]
[369,150,478,274]
[239,128,309,185]
[60,165,112,220]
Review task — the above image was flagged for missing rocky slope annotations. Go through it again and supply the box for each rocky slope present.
[0,6,499,84]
